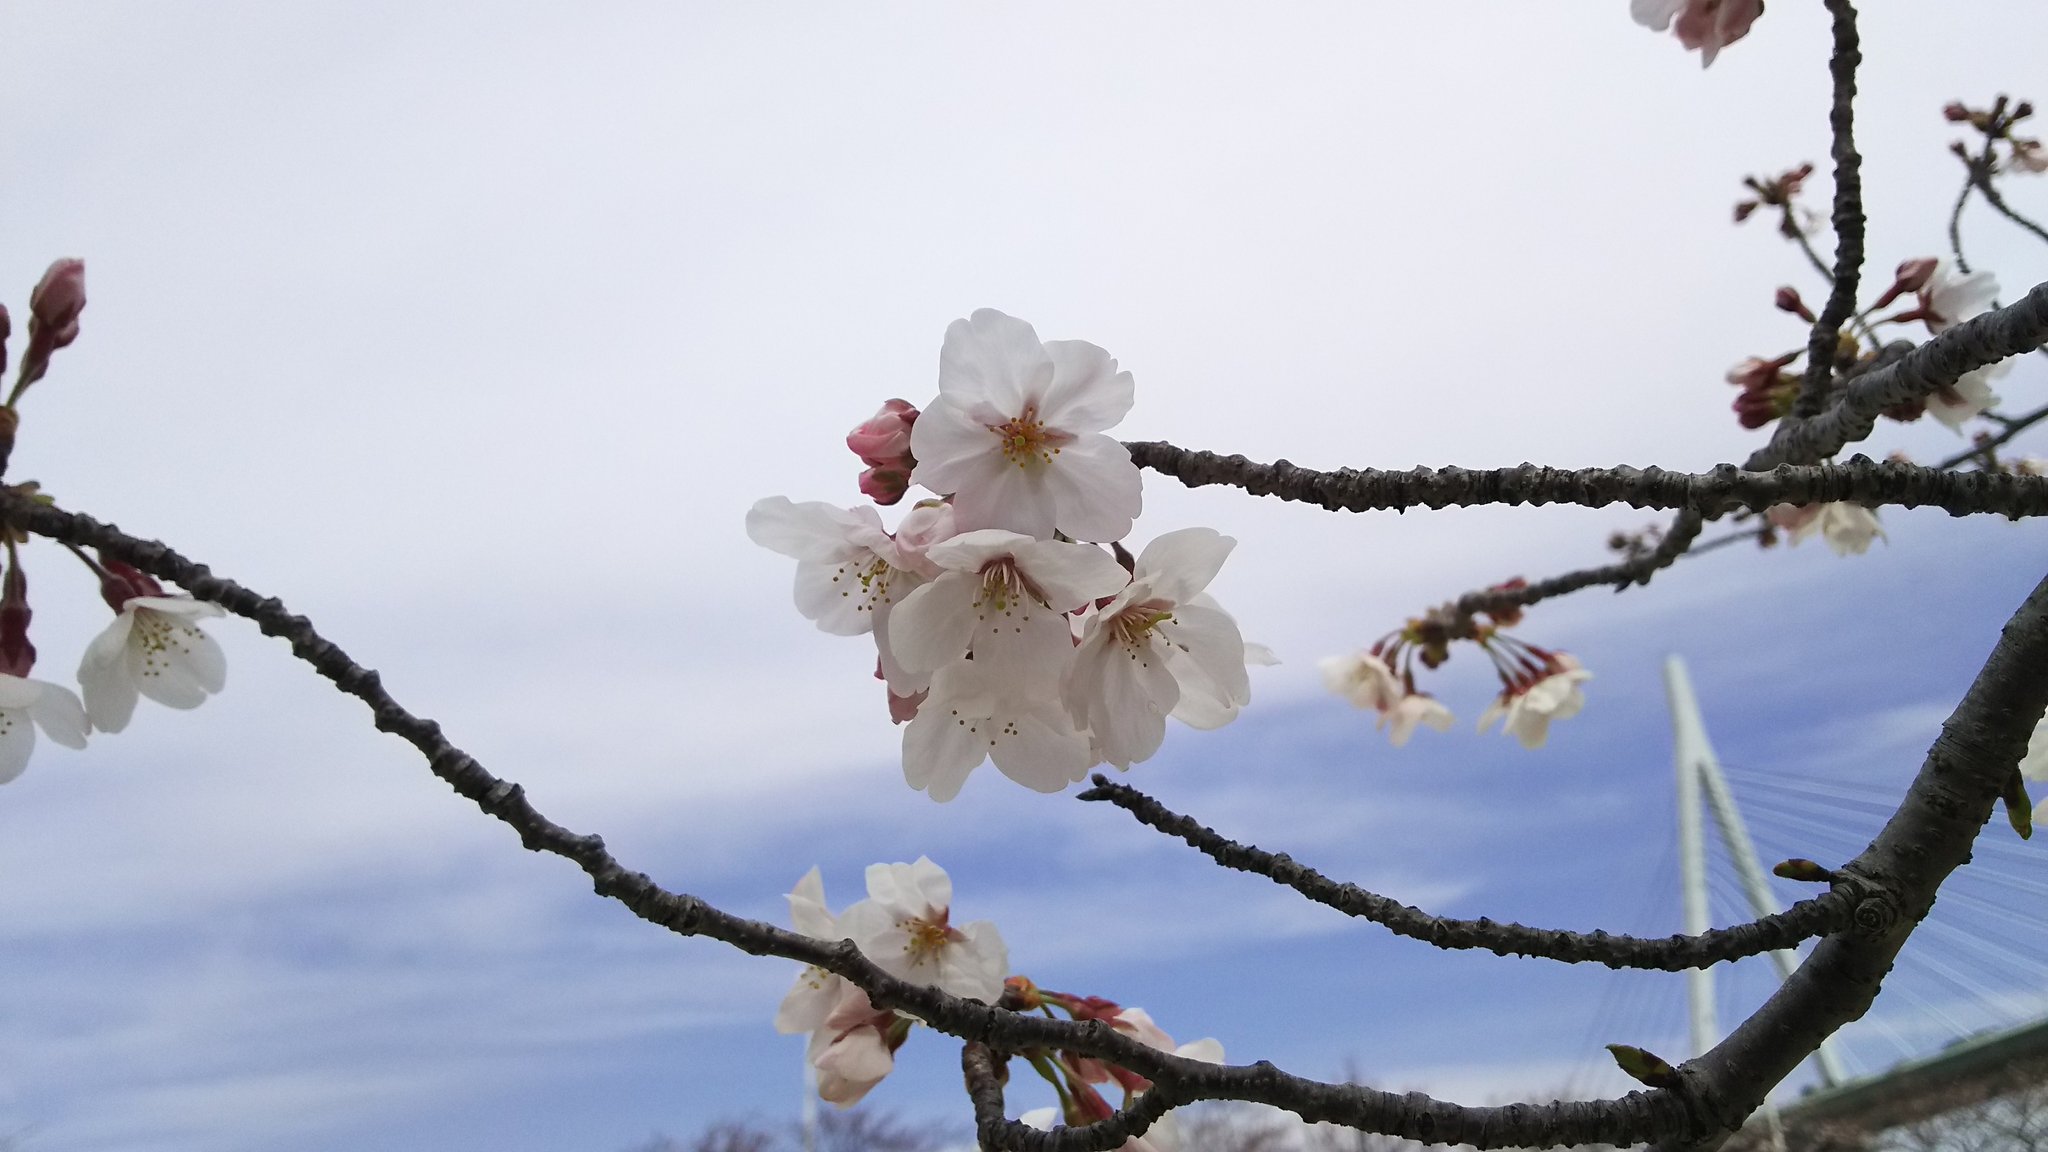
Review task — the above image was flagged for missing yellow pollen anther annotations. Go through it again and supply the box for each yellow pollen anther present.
[991,405,1061,469]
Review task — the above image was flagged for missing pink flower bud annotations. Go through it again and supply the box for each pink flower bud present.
[857,464,912,506]
[846,399,918,466]
[0,562,34,679]
[1943,101,1975,123]
[1725,353,1797,392]
[96,558,166,613]
[27,259,85,351]
[1733,380,1795,429]
[1774,286,1816,322]
[1896,256,1938,292]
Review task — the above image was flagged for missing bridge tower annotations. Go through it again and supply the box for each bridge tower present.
[1666,654,1847,1087]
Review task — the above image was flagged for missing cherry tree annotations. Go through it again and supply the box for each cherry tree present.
[4,4,2048,1151]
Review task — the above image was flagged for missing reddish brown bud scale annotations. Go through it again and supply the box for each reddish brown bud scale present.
[0,560,33,679]
[97,557,166,612]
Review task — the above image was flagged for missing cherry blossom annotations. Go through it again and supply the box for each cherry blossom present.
[1924,361,2006,432]
[1381,693,1455,747]
[888,528,1128,684]
[1917,260,1999,334]
[836,857,1008,1001]
[1164,623,1272,731]
[909,309,1141,543]
[1768,501,1885,557]
[0,675,88,784]
[747,496,931,696]
[1064,528,1250,770]
[1318,651,1402,713]
[901,640,1097,800]
[1480,654,1593,750]
[1631,0,1762,67]
[77,561,227,733]
[1080,1004,1226,1092]
[806,983,899,1107]
[775,868,849,1038]
[747,497,917,636]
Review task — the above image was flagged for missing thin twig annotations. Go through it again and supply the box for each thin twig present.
[0,491,1695,1151]
[1077,775,1860,971]
[1934,400,2048,471]
[1971,169,2048,249]
[1949,164,1981,274]
[1791,0,1867,421]
[965,1043,1181,1152]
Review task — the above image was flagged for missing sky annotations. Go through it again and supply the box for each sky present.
[2,3,2048,1150]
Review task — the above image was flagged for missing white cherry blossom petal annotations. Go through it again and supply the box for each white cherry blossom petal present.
[1381,695,1454,747]
[1039,339,1135,432]
[0,705,33,785]
[1037,433,1141,543]
[789,867,835,939]
[903,704,985,802]
[937,308,1052,415]
[908,400,1007,488]
[1012,539,1130,612]
[1136,528,1234,606]
[78,615,140,733]
[1158,602,1250,707]
[1631,0,1684,30]
[989,703,1097,791]
[745,497,880,563]
[28,683,88,751]
[889,576,980,675]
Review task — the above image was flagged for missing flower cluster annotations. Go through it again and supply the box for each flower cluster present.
[771,857,1230,1126]
[1011,984,1224,1152]
[0,260,228,786]
[1723,158,2027,548]
[750,310,1261,801]
[1946,96,2046,177]
[1319,588,1591,751]
[775,858,1006,1107]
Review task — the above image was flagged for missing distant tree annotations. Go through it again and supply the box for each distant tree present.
[626,1109,951,1152]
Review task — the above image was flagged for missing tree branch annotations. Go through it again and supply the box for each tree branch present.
[1648,569,2048,1151]
[1792,0,1866,420]
[0,491,1696,1150]
[1934,399,2048,471]
[1076,775,1858,971]
[1754,281,2048,469]
[964,1043,1181,1152]
[1971,164,2048,250]
[1119,449,2048,521]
